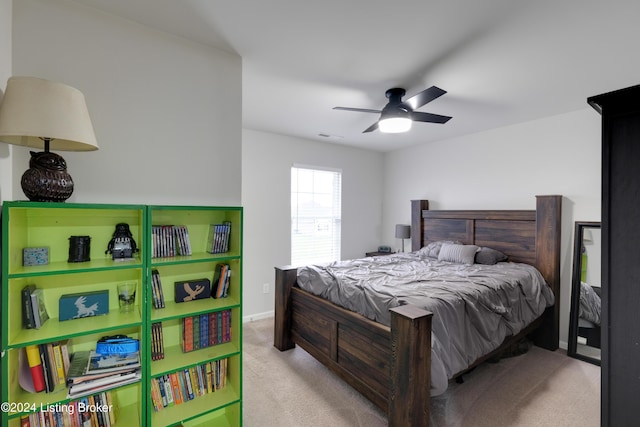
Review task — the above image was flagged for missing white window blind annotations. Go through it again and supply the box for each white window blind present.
[291,166,342,266]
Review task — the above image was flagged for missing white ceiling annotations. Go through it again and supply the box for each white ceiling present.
[72,0,640,152]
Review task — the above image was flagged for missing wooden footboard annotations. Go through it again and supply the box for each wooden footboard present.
[274,265,433,425]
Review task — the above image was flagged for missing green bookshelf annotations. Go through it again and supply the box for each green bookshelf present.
[1,202,243,427]
[146,205,242,427]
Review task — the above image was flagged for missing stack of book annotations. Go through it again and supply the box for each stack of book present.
[151,225,192,258]
[66,350,141,399]
[206,222,231,254]
[181,310,232,353]
[22,284,49,329]
[149,358,228,412]
[150,269,166,309]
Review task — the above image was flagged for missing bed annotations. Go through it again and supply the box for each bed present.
[274,195,562,426]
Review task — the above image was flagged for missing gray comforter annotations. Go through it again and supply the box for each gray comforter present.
[296,252,555,395]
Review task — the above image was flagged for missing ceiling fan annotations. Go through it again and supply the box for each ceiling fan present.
[333,86,452,133]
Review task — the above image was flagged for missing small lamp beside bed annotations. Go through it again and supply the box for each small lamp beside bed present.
[395,224,411,252]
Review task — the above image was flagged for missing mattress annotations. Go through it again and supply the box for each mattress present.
[296,251,555,395]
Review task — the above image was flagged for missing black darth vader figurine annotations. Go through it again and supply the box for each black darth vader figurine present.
[106,223,139,260]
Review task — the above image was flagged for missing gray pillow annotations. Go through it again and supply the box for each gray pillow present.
[475,247,508,265]
[438,243,479,265]
[417,240,462,258]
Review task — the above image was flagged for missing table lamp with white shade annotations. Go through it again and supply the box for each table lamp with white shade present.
[0,76,98,202]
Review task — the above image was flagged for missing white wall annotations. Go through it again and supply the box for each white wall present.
[10,0,241,206]
[3,0,603,335]
[384,108,602,346]
[242,129,384,319]
[0,0,13,203]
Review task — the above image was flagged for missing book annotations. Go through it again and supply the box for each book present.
[163,374,174,406]
[38,343,55,392]
[193,314,200,350]
[67,370,141,399]
[51,342,66,385]
[93,393,106,427]
[59,340,71,377]
[200,314,208,351]
[66,350,92,384]
[105,390,117,425]
[182,316,193,352]
[69,368,140,394]
[169,373,183,404]
[211,264,230,299]
[178,225,192,255]
[22,284,36,329]
[150,378,163,412]
[184,368,195,400]
[86,351,140,374]
[151,322,165,361]
[151,269,165,309]
[30,288,49,329]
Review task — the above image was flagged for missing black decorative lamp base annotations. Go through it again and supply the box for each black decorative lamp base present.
[21,151,74,202]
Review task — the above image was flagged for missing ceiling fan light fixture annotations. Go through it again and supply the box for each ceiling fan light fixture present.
[378,116,412,133]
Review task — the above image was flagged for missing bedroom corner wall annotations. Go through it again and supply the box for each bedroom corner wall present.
[383,108,602,347]
[241,129,384,320]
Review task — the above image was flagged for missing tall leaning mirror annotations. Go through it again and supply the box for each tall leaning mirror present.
[568,221,601,365]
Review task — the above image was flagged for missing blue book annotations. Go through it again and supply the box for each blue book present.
[200,314,209,349]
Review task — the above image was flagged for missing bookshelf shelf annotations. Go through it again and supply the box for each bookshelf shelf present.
[150,298,241,323]
[1,202,243,427]
[7,310,143,348]
[150,342,240,378]
[149,387,240,427]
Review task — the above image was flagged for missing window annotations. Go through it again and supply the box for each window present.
[291,166,342,265]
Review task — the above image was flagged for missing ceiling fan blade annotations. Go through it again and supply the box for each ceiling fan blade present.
[405,86,447,110]
[333,106,382,114]
[412,111,452,124]
[363,121,379,133]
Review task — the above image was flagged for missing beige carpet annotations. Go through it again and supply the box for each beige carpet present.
[243,317,600,427]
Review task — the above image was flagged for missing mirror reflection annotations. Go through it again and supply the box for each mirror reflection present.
[568,221,601,365]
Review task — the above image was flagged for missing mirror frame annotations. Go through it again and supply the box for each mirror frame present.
[567,221,601,366]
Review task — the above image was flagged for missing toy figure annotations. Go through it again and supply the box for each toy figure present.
[106,223,139,260]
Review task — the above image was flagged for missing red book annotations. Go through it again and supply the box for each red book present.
[182,317,193,352]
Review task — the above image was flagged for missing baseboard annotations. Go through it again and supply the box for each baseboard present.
[243,310,274,323]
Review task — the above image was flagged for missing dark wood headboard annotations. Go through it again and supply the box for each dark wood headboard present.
[410,195,562,349]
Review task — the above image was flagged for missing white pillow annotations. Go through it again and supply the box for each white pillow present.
[417,240,462,258]
[438,243,479,265]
